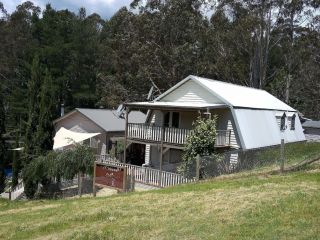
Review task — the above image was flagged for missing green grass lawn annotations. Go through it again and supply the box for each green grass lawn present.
[0,163,320,240]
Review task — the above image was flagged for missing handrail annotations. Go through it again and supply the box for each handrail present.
[128,123,231,146]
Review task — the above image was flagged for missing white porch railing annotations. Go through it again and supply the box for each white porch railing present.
[128,123,231,146]
[164,127,191,145]
[128,123,164,143]
[97,157,194,188]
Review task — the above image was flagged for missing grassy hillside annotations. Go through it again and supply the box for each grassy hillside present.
[0,163,320,240]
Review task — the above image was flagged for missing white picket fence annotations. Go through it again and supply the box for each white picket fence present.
[97,158,194,188]
[0,180,24,200]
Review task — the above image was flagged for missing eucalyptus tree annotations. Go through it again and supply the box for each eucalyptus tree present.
[98,0,214,107]
[275,0,319,103]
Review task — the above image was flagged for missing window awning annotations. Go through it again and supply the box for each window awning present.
[53,127,101,150]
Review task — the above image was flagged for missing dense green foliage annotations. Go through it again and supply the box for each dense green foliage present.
[1,1,319,138]
[23,144,95,199]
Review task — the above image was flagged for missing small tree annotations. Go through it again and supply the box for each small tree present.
[178,116,218,178]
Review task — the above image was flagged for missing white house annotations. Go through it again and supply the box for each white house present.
[123,75,306,172]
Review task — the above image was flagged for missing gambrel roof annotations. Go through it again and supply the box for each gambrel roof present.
[125,75,305,150]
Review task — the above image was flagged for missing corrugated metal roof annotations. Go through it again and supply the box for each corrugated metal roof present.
[76,108,146,132]
[302,120,320,129]
[156,75,295,111]
[73,108,146,132]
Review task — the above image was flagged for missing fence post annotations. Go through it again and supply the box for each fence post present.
[78,172,82,197]
[196,154,200,181]
[131,168,135,191]
[93,162,96,197]
[280,139,285,173]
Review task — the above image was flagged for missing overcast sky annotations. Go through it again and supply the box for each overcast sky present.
[2,0,132,19]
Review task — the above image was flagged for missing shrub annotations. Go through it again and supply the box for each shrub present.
[178,116,219,178]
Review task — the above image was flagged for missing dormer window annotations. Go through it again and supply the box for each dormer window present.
[291,114,296,130]
[280,112,286,131]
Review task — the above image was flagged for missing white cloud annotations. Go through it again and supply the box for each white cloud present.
[1,0,132,18]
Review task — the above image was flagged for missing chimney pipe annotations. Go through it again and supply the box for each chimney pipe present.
[61,103,65,117]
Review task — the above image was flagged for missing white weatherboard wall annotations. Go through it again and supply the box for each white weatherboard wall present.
[234,109,305,150]
[161,80,223,104]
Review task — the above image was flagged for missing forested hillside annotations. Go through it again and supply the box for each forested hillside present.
[0,0,319,138]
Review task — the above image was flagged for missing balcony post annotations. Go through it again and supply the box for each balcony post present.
[124,107,129,163]
[159,111,165,187]
[159,126,165,187]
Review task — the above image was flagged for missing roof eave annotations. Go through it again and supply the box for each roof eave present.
[124,102,229,111]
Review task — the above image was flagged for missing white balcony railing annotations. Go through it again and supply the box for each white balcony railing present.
[128,123,231,146]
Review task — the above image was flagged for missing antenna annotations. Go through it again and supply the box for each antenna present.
[148,78,162,100]
[115,104,125,119]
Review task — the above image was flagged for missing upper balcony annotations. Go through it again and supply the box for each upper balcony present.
[127,123,231,148]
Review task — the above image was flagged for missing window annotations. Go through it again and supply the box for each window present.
[280,112,286,131]
[291,114,296,130]
[172,112,180,128]
[164,112,170,127]
[163,112,180,128]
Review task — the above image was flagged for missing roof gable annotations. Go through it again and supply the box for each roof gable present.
[157,75,295,111]
[160,79,224,104]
